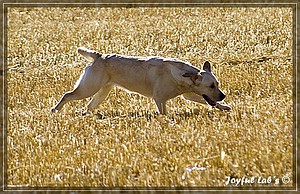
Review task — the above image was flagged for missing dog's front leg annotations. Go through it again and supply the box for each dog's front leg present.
[182,93,231,110]
[215,103,231,111]
[154,99,167,115]
[182,93,207,105]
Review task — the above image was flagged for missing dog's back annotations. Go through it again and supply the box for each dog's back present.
[77,48,201,97]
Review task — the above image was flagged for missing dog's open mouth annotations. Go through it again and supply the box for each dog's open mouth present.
[202,95,217,106]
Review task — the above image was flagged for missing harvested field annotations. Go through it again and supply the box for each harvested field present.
[6,7,293,188]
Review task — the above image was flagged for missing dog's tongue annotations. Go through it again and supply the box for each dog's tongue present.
[202,95,217,106]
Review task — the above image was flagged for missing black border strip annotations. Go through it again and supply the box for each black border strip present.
[2,2,297,7]
[2,2,298,192]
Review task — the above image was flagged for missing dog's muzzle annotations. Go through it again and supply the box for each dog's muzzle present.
[202,95,217,106]
[202,93,226,107]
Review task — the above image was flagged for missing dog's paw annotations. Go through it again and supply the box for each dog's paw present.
[216,103,231,111]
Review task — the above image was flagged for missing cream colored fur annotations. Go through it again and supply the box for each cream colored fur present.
[52,47,231,114]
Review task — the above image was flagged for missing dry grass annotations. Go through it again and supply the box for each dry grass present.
[7,7,293,188]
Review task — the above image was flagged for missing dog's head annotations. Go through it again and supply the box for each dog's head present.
[183,61,225,106]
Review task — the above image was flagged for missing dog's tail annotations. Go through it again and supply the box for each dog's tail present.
[78,47,101,61]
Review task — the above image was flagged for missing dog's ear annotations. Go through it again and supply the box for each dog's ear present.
[203,61,211,72]
[182,72,200,84]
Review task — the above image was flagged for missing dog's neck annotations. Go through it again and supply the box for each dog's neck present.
[175,79,194,95]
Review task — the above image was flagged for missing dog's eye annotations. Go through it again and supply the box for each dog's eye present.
[210,84,215,88]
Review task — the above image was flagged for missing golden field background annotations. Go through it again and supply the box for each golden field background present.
[6,7,293,188]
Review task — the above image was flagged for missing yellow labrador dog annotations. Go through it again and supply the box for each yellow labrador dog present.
[52,47,231,114]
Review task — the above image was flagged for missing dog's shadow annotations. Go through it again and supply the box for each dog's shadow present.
[94,108,212,121]
[95,110,159,121]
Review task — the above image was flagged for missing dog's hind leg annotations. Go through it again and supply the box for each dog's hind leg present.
[52,66,109,112]
[86,84,112,112]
